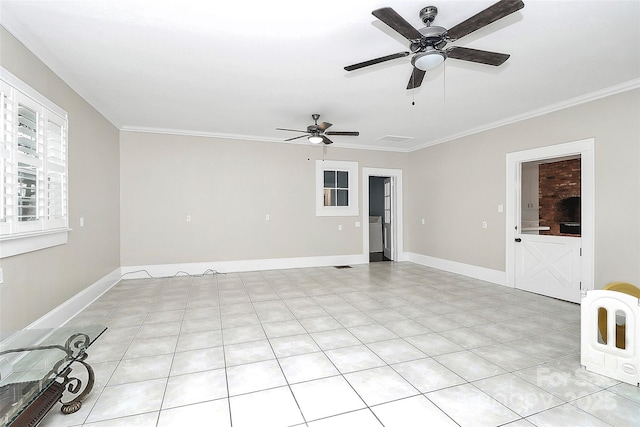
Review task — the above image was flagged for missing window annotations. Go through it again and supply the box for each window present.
[1,67,69,258]
[316,160,358,216]
[323,170,349,207]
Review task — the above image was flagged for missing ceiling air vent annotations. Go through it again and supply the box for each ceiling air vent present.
[377,135,414,144]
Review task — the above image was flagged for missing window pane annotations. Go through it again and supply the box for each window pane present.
[324,188,336,206]
[18,104,38,158]
[337,171,348,189]
[337,189,349,206]
[324,171,335,188]
[18,162,37,222]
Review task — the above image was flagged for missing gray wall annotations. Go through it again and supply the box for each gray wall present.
[0,28,121,330]
[405,89,640,288]
[119,131,407,266]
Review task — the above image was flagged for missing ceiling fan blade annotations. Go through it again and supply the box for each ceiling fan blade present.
[284,134,309,142]
[446,0,524,41]
[406,67,426,90]
[372,8,423,40]
[325,131,360,136]
[321,136,334,145]
[446,46,510,66]
[276,128,308,133]
[344,52,411,71]
[317,122,333,132]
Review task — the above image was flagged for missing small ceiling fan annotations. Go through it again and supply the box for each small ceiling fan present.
[276,114,360,145]
[344,0,525,89]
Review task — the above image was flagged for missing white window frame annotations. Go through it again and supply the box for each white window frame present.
[316,160,359,216]
[1,67,69,258]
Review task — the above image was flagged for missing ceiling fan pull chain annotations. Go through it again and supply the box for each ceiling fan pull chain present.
[443,60,446,102]
[411,73,416,106]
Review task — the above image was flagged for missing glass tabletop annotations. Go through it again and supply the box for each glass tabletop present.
[0,324,106,426]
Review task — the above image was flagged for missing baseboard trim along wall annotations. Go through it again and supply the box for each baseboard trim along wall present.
[27,268,122,329]
[120,254,369,280]
[404,252,508,286]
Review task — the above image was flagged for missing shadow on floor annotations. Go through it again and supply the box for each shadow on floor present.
[369,252,391,262]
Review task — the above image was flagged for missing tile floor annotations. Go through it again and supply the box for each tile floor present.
[40,262,639,426]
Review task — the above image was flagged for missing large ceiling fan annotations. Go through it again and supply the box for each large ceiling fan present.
[344,0,525,89]
[276,114,360,145]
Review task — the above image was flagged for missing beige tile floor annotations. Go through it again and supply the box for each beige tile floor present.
[40,262,639,426]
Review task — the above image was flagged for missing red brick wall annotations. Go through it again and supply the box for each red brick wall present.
[539,158,581,236]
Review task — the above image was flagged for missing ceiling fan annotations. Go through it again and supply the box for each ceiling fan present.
[344,0,525,89]
[276,114,360,145]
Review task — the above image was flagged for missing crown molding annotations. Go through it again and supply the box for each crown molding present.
[407,78,640,152]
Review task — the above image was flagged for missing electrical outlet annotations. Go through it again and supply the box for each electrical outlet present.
[265,214,270,221]
[186,215,191,222]
[80,217,85,227]
[421,218,425,225]
[482,221,488,229]
[338,225,342,231]
[355,221,361,228]
[498,204,504,213]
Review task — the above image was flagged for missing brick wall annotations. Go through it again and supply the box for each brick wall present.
[539,158,581,236]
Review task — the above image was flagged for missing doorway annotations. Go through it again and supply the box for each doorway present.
[362,168,403,263]
[369,176,391,262]
[506,139,594,303]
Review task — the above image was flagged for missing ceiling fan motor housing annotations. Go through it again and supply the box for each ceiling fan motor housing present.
[412,26,448,52]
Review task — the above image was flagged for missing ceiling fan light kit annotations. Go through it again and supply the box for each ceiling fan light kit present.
[412,48,446,71]
[308,135,323,144]
[344,0,525,89]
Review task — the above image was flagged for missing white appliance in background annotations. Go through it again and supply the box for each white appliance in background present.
[369,216,383,252]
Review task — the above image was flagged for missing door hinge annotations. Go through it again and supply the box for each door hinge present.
[580,248,582,256]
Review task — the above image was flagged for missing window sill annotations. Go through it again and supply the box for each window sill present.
[315,206,360,217]
[0,229,70,259]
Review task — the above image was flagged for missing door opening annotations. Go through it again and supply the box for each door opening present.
[506,139,594,303]
[362,168,403,263]
[369,176,391,262]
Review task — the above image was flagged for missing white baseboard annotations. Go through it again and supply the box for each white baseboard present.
[405,252,508,286]
[26,268,122,329]
[120,254,369,280]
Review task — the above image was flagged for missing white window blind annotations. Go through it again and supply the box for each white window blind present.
[1,67,69,257]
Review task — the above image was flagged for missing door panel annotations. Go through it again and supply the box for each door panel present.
[515,234,581,302]
[383,178,392,260]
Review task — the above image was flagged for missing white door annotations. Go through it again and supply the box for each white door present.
[383,177,393,260]
[515,234,582,302]
[506,139,594,303]
[514,157,583,303]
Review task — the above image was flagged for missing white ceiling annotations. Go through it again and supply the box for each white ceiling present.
[2,0,639,152]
